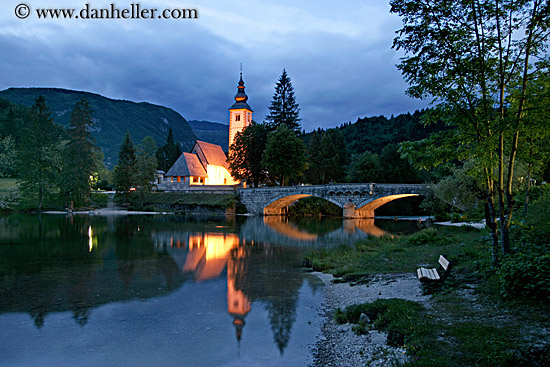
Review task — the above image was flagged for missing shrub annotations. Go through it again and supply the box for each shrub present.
[498,226,550,300]
[406,228,443,246]
[498,250,550,300]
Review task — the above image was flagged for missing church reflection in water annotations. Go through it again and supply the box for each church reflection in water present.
[156,232,252,341]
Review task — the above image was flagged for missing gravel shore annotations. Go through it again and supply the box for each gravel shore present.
[309,272,430,367]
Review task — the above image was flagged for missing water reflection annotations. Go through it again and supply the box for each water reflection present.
[0,214,419,366]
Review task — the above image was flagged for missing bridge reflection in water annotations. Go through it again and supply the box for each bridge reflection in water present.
[263,216,388,240]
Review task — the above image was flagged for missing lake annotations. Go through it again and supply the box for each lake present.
[0,214,419,367]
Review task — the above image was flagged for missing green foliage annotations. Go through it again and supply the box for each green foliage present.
[286,197,341,217]
[89,192,108,207]
[262,124,306,186]
[523,186,550,228]
[335,299,432,352]
[265,69,301,133]
[0,97,28,148]
[119,192,236,210]
[17,96,64,210]
[311,129,347,184]
[60,99,99,207]
[406,228,444,247]
[390,0,550,256]
[0,136,16,177]
[91,151,113,190]
[433,161,485,211]
[323,110,444,159]
[135,136,158,208]
[498,226,550,300]
[228,122,268,187]
[156,127,181,172]
[446,323,522,367]
[347,143,422,184]
[348,151,382,182]
[113,132,136,199]
[187,120,229,152]
[0,88,196,168]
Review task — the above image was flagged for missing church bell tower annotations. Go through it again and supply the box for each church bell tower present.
[228,70,253,150]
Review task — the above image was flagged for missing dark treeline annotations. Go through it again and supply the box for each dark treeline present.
[0,96,179,211]
[302,110,448,185]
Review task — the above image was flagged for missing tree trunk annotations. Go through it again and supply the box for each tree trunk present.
[523,161,533,215]
[38,186,43,211]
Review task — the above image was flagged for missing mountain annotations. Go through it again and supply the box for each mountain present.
[0,88,196,168]
[188,120,229,152]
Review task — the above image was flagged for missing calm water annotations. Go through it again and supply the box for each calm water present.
[0,214,419,367]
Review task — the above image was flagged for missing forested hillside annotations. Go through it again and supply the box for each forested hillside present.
[0,88,196,167]
[188,120,229,151]
[301,110,447,184]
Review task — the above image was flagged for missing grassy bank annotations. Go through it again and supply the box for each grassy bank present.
[117,192,237,212]
[306,225,550,366]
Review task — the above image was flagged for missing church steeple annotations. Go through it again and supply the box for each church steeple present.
[234,72,248,103]
[228,67,254,149]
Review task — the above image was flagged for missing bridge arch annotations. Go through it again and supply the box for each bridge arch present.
[238,183,431,217]
[346,194,422,218]
[263,194,343,216]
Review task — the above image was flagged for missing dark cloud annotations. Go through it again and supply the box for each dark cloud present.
[0,1,428,131]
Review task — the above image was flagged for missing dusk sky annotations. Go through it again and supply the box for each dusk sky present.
[0,0,429,131]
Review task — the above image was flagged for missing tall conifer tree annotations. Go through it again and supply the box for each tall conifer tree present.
[17,96,62,210]
[114,132,136,200]
[157,127,181,172]
[61,99,99,207]
[265,69,301,133]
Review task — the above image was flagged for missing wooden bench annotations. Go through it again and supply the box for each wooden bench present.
[417,255,452,282]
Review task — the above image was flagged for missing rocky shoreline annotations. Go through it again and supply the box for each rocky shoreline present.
[310,272,430,367]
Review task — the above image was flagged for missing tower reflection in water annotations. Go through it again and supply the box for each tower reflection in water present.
[163,232,251,341]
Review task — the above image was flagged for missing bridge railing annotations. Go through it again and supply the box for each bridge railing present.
[238,183,430,191]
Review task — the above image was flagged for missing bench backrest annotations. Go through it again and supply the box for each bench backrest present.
[438,255,451,271]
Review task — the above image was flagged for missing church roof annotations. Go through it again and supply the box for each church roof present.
[166,152,207,177]
[192,141,229,169]
[229,101,253,111]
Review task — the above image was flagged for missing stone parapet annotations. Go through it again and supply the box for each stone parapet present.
[238,183,431,216]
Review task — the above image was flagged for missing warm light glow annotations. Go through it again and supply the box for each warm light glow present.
[183,233,240,280]
[358,194,420,211]
[204,234,239,260]
[343,219,388,237]
[206,165,237,185]
[88,226,97,252]
[264,216,318,240]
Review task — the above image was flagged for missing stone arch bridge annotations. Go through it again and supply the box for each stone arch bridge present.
[238,183,431,218]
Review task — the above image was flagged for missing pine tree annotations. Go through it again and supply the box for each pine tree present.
[61,99,99,208]
[114,132,136,200]
[135,136,158,208]
[17,96,63,210]
[157,128,182,172]
[265,69,301,133]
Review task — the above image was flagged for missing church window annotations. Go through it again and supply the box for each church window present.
[235,114,241,121]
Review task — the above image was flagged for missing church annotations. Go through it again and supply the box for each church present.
[163,73,253,187]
